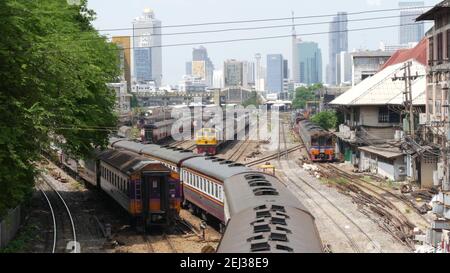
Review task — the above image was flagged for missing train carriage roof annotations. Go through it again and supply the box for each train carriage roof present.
[217,206,323,253]
[223,172,309,217]
[298,120,332,137]
[99,149,168,175]
[143,146,198,166]
[110,138,146,154]
[182,157,251,182]
[109,138,198,166]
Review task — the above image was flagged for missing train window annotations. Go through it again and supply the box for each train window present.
[214,183,217,198]
[218,186,222,200]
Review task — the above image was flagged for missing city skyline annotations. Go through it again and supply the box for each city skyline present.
[88,0,438,85]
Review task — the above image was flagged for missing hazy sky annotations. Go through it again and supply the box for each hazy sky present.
[87,0,439,85]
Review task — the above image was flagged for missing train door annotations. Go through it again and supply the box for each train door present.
[142,173,170,227]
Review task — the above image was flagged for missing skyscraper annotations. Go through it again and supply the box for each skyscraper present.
[243,61,255,88]
[399,2,425,45]
[255,53,263,91]
[327,12,348,85]
[133,8,162,87]
[283,59,289,79]
[224,60,243,87]
[266,54,284,93]
[191,46,214,87]
[112,36,131,91]
[298,42,322,85]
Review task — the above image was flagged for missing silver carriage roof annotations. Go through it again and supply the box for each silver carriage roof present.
[181,156,251,182]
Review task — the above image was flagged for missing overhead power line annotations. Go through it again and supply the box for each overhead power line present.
[71,13,426,42]
[59,22,427,51]
[97,6,433,32]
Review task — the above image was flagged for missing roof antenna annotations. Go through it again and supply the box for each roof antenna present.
[291,10,296,36]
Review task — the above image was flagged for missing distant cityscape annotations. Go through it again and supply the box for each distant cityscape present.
[107,1,426,115]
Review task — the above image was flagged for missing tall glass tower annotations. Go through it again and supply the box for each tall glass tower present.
[399,1,425,45]
[327,12,348,85]
[133,8,162,87]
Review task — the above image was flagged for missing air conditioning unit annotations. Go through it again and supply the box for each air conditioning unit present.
[398,165,407,176]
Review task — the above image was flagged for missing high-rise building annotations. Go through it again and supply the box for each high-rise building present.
[327,12,348,85]
[213,70,224,89]
[112,36,131,91]
[255,53,263,91]
[266,54,284,93]
[399,1,425,45]
[292,28,300,83]
[133,8,162,87]
[298,42,322,85]
[243,61,255,88]
[224,60,243,87]
[191,46,214,87]
[283,59,289,79]
[185,61,192,75]
[336,51,352,86]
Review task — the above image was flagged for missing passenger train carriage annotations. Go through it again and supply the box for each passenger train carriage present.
[108,137,324,252]
[71,149,182,230]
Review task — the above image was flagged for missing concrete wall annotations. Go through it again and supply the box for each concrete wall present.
[0,206,21,249]
[359,151,405,181]
[421,158,437,189]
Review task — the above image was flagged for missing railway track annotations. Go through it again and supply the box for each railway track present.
[227,137,250,162]
[320,163,429,233]
[39,175,78,253]
[276,119,382,253]
[246,144,303,167]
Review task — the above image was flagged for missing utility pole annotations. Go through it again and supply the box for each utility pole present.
[403,61,416,181]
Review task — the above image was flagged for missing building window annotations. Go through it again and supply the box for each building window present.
[378,107,400,123]
[429,37,434,64]
[438,33,443,63]
[447,30,450,60]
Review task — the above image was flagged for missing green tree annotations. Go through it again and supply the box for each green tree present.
[310,110,338,130]
[0,0,119,216]
[292,83,322,109]
[242,91,261,107]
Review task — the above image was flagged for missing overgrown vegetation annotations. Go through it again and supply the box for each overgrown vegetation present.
[0,0,119,216]
[292,83,322,109]
[242,91,261,107]
[0,223,39,253]
[310,110,338,130]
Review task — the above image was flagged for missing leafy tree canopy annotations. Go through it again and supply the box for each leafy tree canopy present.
[292,83,322,109]
[0,0,119,216]
[310,110,338,131]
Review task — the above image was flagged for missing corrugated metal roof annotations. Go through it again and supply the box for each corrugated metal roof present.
[380,39,428,69]
[359,146,403,159]
[330,60,426,106]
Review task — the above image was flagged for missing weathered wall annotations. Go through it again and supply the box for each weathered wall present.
[0,206,21,249]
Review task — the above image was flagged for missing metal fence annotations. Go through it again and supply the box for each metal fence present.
[0,206,21,248]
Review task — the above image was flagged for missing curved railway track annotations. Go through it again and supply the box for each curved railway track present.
[321,163,429,231]
[39,175,78,253]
